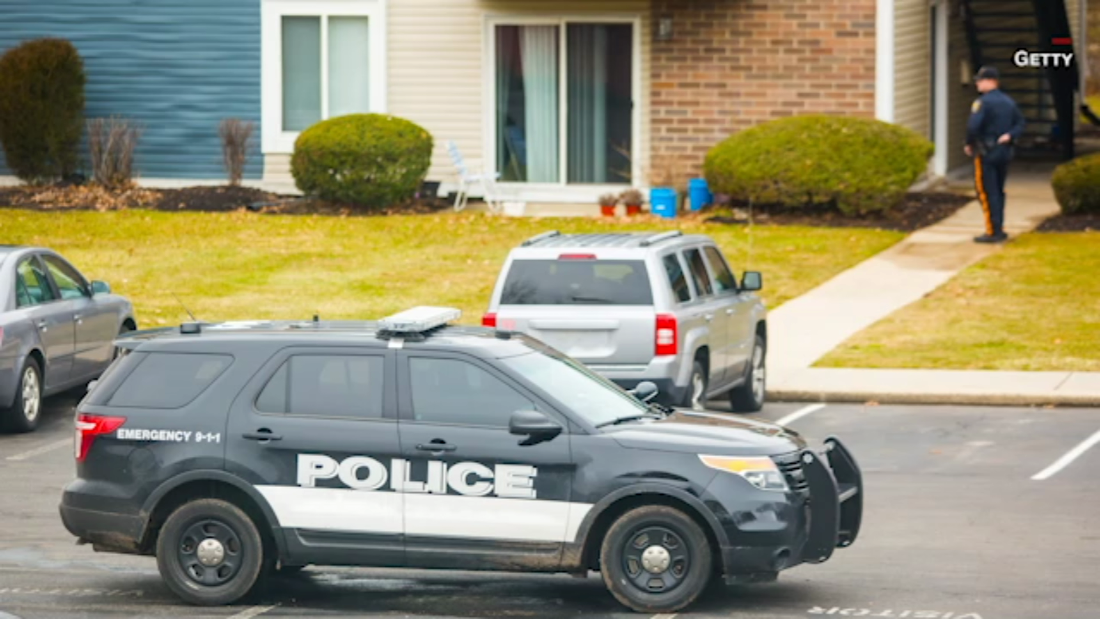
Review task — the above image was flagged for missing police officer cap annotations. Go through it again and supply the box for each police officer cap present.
[974,66,999,81]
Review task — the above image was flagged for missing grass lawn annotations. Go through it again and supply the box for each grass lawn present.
[820,232,1100,371]
[0,209,902,327]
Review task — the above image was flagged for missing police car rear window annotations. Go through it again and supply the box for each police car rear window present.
[256,355,384,419]
[500,259,653,305]
[107,352,232,409]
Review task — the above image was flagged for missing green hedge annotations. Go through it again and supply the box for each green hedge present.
[0,38,86,183]
[291,114,433,208]
[704,115,934,215]
[1052,153,1100,214]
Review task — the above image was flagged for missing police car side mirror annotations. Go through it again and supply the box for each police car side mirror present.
[509,410,562,444]
[630,381,659,403]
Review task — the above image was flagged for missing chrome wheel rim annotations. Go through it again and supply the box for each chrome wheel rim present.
[22,367,40,422]
[751,345,766,403]
[690,371,705,410]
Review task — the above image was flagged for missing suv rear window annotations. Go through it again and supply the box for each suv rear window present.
[107,352,232,409]
[500,259,653,305]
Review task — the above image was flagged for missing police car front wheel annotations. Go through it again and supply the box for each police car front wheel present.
[156,499,267,606]
[600,505,713,613]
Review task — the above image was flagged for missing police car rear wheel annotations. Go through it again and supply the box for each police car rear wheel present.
[600,505,712,613]
[156,499,265,606]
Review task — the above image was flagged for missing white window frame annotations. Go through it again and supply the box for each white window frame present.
[483,14,643,202]
[261,0,388,154]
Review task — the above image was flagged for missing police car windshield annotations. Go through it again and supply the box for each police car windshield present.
[501,351,651,427]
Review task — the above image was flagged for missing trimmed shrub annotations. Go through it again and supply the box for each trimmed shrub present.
[704,115,934,215]
[0,38,86,183]
[1051,152,1100,214]
[291,114,433,208]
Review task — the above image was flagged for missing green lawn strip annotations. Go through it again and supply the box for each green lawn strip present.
[0,209,902,327]
[819,231,1100,371]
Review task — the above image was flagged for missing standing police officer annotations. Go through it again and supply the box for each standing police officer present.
[965,66,1026,243]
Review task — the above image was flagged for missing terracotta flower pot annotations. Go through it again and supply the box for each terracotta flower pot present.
[600,205,617,217]
[625,204,642,216]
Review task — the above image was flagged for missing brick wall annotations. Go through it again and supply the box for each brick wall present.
[650,0,877,181]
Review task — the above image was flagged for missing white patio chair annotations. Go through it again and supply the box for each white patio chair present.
[447,141,502,213]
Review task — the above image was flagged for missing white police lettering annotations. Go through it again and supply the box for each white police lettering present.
[296,454,538,498]
[195,432,221,443]
[1013,49,1074,68]
[115,428,192,442]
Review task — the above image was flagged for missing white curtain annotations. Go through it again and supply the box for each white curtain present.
[568,25,608,184]
[328,16,371,118]
[521,26,559,183]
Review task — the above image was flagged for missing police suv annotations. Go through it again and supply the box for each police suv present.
[60,307,863,613]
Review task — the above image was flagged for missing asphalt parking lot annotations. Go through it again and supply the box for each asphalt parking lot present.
[0,393,1097,619]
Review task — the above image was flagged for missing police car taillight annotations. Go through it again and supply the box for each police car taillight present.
[655,314,678,356]
[75,413,127,462]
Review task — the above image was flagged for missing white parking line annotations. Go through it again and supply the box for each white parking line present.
[227,605,279,619]
[649,614,677,619]
[775,403,827,427]
[5,438,71,462]
[1031,428,1100,481]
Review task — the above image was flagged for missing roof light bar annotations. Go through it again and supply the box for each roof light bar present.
[378,306,462,334]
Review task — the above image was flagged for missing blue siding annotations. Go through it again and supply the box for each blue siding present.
[0,0,262,179]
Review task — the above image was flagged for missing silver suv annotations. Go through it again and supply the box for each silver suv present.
[484,231,767,412]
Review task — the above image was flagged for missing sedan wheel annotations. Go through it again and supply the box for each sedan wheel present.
[1,358,43,433]
[21,366,41,424]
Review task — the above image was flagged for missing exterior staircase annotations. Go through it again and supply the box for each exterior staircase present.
[961,0,1091,159]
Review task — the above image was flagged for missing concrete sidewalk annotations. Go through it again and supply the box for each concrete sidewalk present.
[768,368,1100,407]
[763,167,1100,406]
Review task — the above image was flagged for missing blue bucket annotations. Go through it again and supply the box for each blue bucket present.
[650,188,678,219]
[688,178,712,211]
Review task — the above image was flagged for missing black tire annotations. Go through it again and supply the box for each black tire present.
[1,357,42,433]
[156,499,266,606]
[729,335,766,413]
[600,505,713,613]
[113,322,135,359]
[681,360,708,410]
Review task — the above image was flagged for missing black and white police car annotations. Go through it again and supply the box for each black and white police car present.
[60,307,862,613]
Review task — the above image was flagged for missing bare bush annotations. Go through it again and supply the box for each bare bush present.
[87,117,141,190]
[219,118,255,186]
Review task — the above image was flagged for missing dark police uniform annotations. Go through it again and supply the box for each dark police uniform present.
[967,68,1026,240]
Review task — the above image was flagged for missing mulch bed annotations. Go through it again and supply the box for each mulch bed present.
[1035,213,1100,232]
[696,191,974,232]
[0,183,452,216]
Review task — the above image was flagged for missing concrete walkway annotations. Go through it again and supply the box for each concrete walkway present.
[765,168,1100,406]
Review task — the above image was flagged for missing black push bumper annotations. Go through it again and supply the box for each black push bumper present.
[800,436,863,564]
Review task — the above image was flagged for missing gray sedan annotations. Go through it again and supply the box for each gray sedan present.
[0,246,136,433]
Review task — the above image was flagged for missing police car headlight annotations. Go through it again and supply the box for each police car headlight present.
[699,455,789,492]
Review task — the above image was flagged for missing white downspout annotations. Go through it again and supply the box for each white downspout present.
[875,0,896,122]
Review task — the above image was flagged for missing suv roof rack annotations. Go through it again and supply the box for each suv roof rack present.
[638,230,683,247]
[521,230,561,247]
[376,306,461,341]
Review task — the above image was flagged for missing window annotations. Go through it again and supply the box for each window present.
[261,0,387,152]
[494,20,636,185]
[663,254,691,303]
[703,246,737,293]
[500,259,652,305]
[16,258,55,307]
[684,249,714,297]
[108,353,232,409]
[409,358,534,427]
[42,255,88,300]
[257,355,384,419]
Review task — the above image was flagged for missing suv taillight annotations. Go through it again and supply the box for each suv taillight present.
[75,413,126,462]
[655,314,678,356]
[482,312,497,327]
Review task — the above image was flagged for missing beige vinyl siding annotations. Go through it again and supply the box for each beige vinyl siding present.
[388,0,651,189]
[893,0,931,140]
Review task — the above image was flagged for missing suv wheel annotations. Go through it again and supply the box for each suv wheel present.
[729,335,766,413]
[1,358,42,433]
[682,361,707,410]
[600,505,713,613]
[156,499,266,606]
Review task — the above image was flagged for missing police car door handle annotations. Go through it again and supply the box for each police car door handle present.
[242,429,282,442]
[416,442,456,453]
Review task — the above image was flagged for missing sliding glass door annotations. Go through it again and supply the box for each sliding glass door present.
[495,21,634,185]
